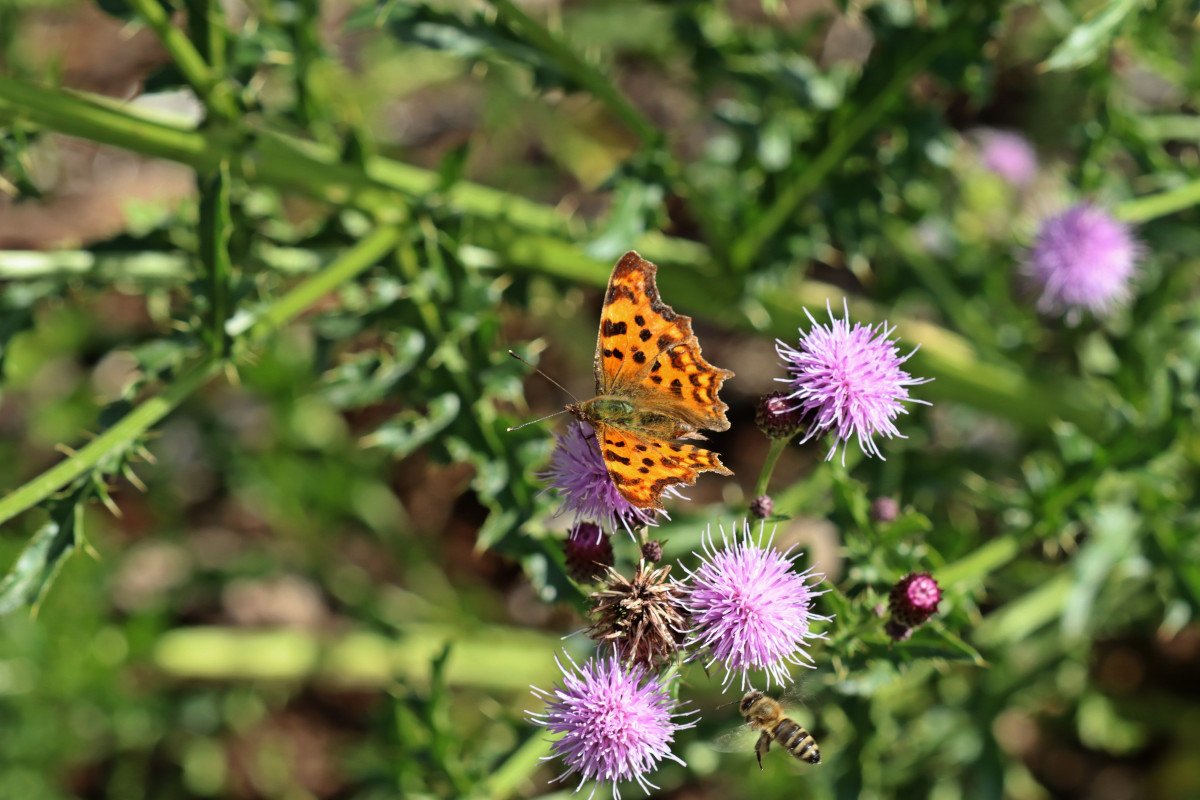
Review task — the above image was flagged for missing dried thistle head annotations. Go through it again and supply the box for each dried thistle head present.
[587,562,687,671]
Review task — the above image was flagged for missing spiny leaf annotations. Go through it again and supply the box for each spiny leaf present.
[0,496,85,616]
[1041,0,1142,73]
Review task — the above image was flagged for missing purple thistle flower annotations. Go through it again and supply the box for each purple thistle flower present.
[1025,203,1141,318]
[542,422,678,534]
[529,652,693,798]
[775,301,931,462]
[679,520,827,690]
[978,129,1038,187]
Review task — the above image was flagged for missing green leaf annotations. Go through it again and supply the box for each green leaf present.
[1041,0,1142,73]
[585,178,665,262]
[1063,504,1139,637]
[0,497,84,616]
[362,392,461,457]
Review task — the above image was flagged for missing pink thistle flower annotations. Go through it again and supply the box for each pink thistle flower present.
[679,520,827,690]
[542,422,677,534]
[978,129,1038,187]
[775,301,931,462]
[1025,203,1141,318]
[529,652,693,798]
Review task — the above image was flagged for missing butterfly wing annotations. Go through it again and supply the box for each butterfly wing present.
[594,423,732,510]
[594,251,734,433]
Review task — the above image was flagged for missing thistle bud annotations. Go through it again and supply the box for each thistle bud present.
[564,523,614,583]
[871,496,899,523]
[755,391,806,440]
[888,572,942,631]
[750,495,774,519]
[641,539,663,563]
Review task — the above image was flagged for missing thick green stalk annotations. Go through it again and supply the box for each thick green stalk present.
[974,572,1073,647]
[153,624,561,687]
[479,733,556,800]
[196,161,233,356]
[241,226,405,338]
[128,0,239,119]
[1115,177,1200,223]
[0,227,404,525]
[937,534,1021,586]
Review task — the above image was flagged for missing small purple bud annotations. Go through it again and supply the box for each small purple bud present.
[888,572,942,629]
[755,391,806,440]
[978,129,1038,187]
[750,495,775,519]
[564,523,614,583]
[871,496,899,523]
[641,539,663,564]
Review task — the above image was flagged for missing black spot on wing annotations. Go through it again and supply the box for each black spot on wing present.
[605,450,631,466]
[602,319,628,337]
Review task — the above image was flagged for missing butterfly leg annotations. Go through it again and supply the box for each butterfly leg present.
[755,731,771,770]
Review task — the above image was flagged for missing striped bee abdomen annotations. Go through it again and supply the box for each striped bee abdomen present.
[772,718,821,764]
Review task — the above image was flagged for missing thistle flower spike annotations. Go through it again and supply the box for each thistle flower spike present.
[529,652,694,799]
[775,299,931,464]
[679,519,829,690]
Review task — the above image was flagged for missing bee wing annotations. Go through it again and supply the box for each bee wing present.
[709,722,760,754]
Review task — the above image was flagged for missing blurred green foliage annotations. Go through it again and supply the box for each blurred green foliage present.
[0,0,1199,798]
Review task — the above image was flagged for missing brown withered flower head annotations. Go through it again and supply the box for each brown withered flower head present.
[587,562,687,671]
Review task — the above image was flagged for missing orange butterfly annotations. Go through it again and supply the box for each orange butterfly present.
[566,251,735,509]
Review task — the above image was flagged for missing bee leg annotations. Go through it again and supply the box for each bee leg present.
[755,731,771,770]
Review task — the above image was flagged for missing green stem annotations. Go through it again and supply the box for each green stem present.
[480,732,556,800]
[240,225,405,338]
[1115,177,1200,224]
[0,227,403,526]
[196,160,233,356]
[0,359,221,527]
[936,534,1021,587]
[128,0,238,119]
[752,437,789,499]
[728,35,946,270]
[974,572,1073,648]
[153,624,562,687]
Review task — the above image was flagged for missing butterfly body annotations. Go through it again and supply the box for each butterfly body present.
[571,251,735,510]
[567,396,689,440]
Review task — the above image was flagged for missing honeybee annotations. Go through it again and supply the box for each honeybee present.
[739,689,821,768]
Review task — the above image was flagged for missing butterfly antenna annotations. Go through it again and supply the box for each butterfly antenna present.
[507,350,582,403]
[506,408,569,432]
